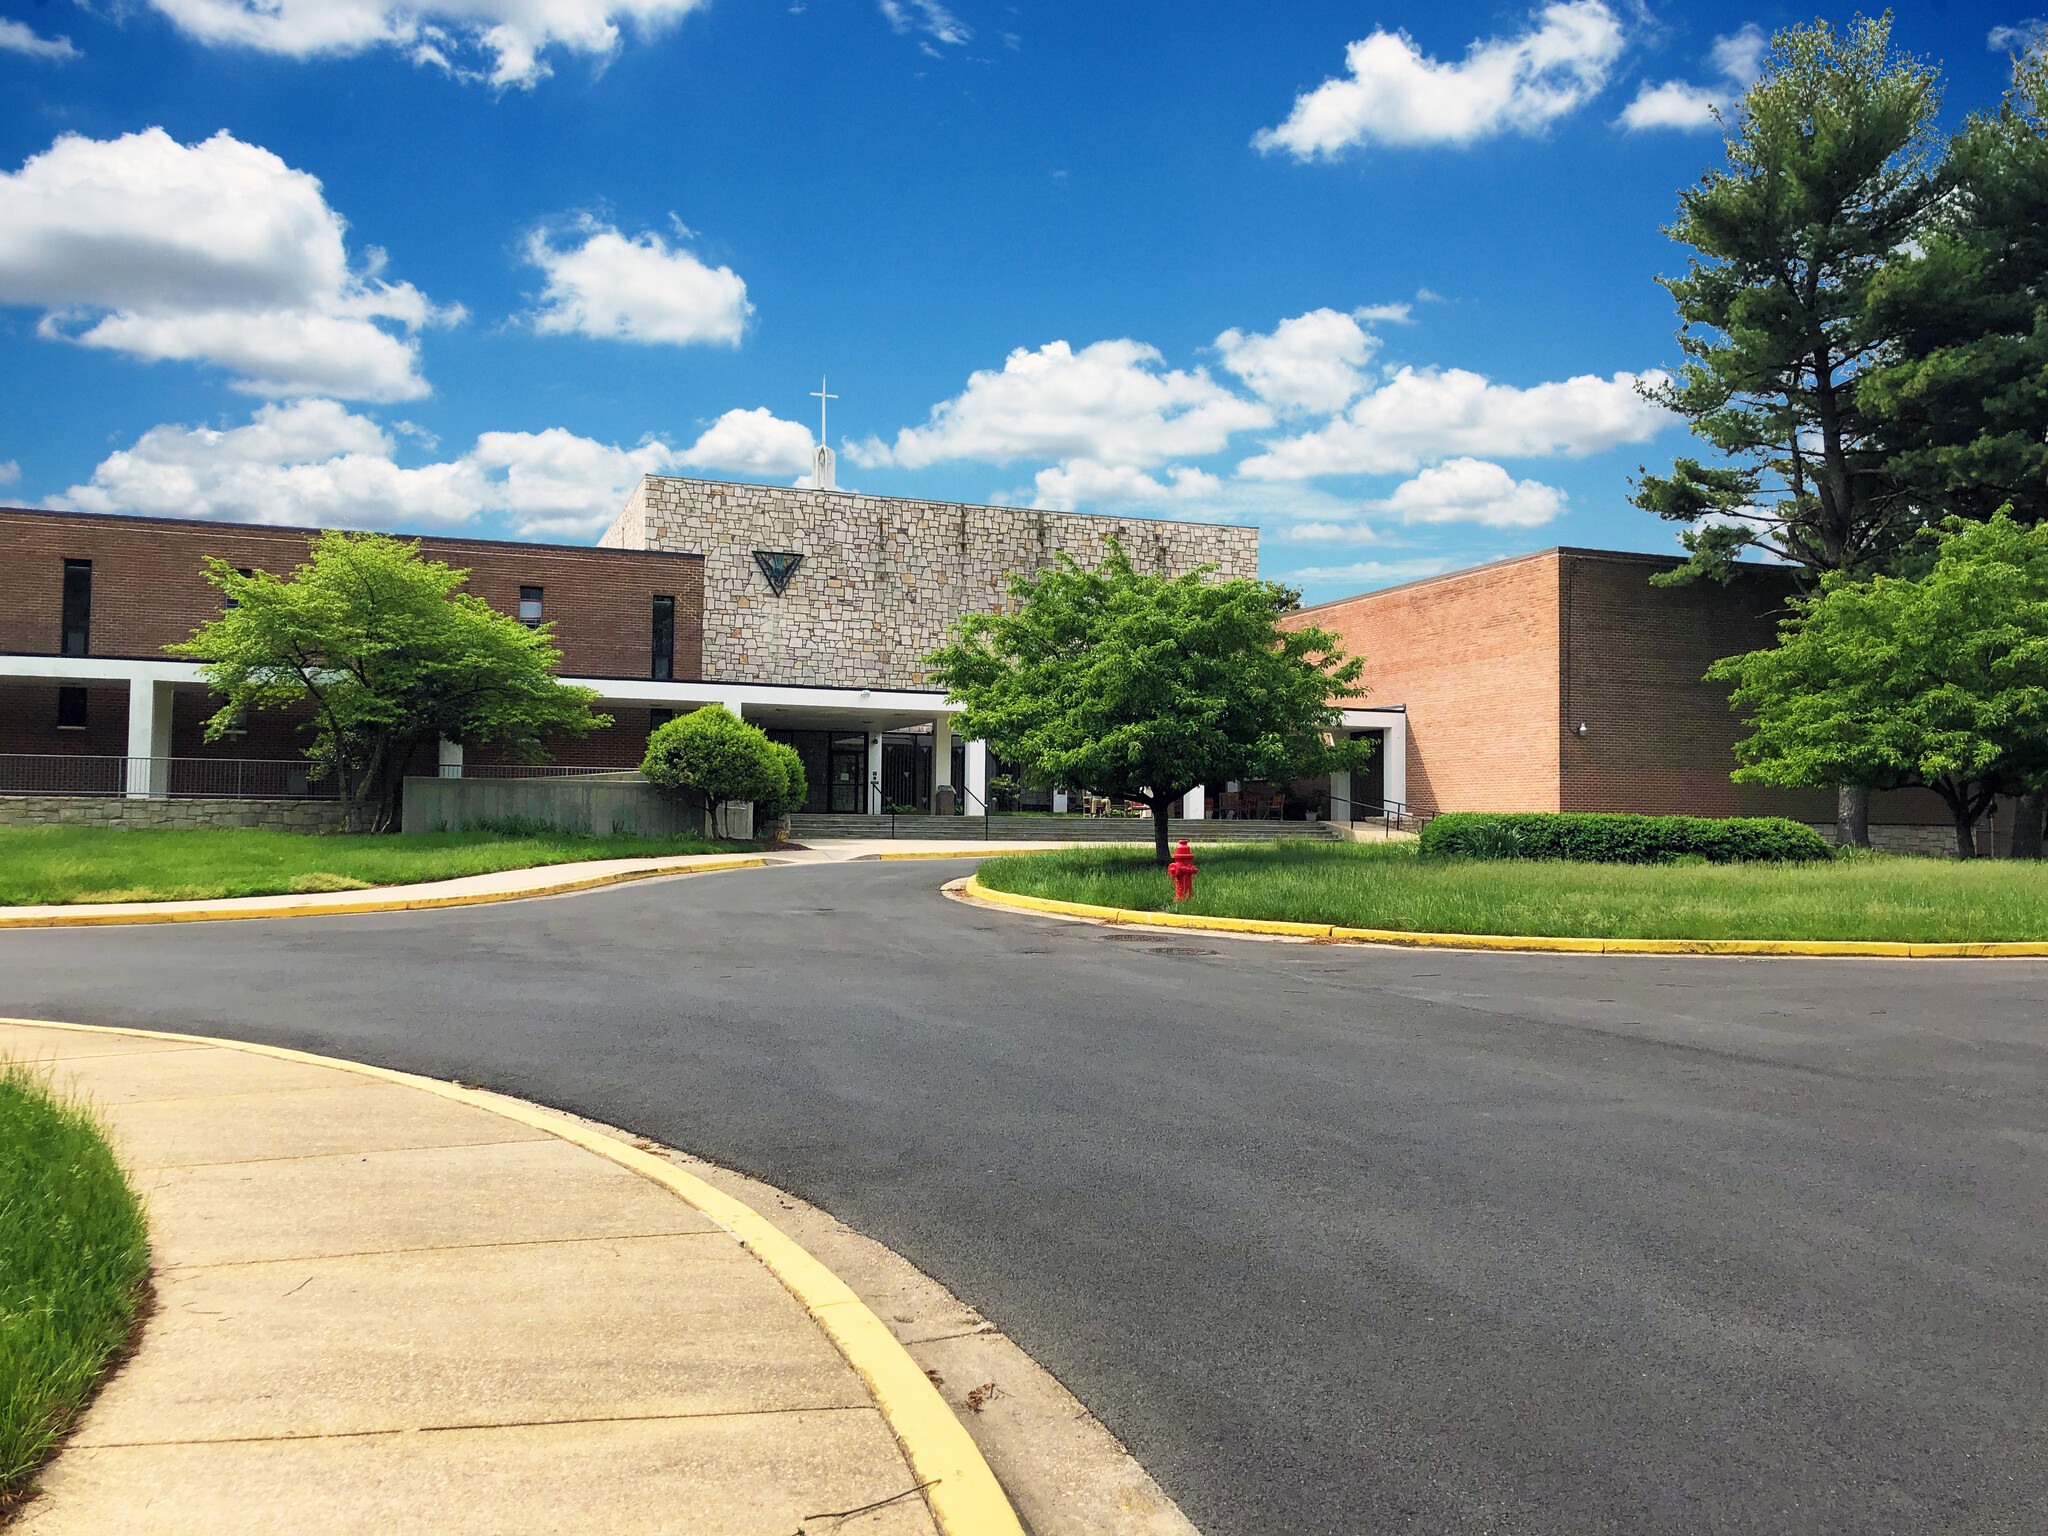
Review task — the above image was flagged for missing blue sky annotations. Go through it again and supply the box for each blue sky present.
[0,0,2029,601]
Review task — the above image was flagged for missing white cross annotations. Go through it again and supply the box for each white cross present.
[811,377,838,445]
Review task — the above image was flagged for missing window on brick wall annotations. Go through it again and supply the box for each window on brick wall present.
[651,594,675,679]
[223,567,253,610]
[649,707,674,731]
[61,560,91,655]
[56,686,88,730]
[518,586,544,626]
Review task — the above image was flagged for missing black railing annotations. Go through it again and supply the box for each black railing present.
[1336,795,1434,834]
[0,755,335,799]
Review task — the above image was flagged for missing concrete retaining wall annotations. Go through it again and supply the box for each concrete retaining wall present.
[402,775,748,839]
[0,795,348,832]
[789,813,1341,842]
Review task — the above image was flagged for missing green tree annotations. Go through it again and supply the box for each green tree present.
[1708,514,2048,859]
[758,741,809,827]
[170,532,608,833]
[927,543,1369,865]
[641,706,784,838]
[1862,36,2048,529]
[1634,15,1940,586]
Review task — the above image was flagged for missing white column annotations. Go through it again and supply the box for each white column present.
[1181,785,1204,820]
[125,680,174,798]
[438,737,464,779]
[1383,717,1408,810]
[1330,767,1351,821]
[932,715,955,814]
[728,699,743,720]
[965,739,988,815]
[866,730,884,814]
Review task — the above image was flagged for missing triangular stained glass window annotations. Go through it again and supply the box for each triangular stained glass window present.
[753,550,805,597]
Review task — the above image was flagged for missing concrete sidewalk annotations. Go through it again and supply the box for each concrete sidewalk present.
[3,1020,950,1535]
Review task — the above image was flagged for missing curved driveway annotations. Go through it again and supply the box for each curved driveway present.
[4,859,2046,1534]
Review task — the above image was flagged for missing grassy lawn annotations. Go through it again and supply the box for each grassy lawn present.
[0,825,753,907]
[975,840,2048,943]
[0,1061,150,1514]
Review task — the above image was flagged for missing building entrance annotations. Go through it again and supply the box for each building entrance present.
[766,729,872,814]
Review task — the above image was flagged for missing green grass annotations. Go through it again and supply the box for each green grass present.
[0,1061,150,1511]
[975,840,2048,943]
[0,825,753,907]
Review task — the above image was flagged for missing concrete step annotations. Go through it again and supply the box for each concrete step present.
[787,814,1343,842]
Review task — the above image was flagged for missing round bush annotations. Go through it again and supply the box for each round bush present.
[640,706,785,817]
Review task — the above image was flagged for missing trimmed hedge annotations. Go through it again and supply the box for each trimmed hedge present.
[1419,812,1832,864]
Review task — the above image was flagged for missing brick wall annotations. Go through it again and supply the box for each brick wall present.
[603,477,1259,689]
[0,508,703,680]
[1289,551,1564,815]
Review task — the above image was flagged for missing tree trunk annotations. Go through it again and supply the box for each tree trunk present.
[2011,790,2047,860]
[1835,784,1870,849]
[1152,798,1172,866]
[1952,803,1979,861]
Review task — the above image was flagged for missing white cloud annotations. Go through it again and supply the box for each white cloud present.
[1216,308,1382,417]
[1620,24,1766,132]
[1253,2,1626,157]
[143,0,706,88]
[1278,557,1459,591]
[878,0,969,46]
[1028,460,1225,512]
[675,407,814,475]
[1989,22,2044,52]
[0,19,79,59]
[1373,457,1565,527]
[0,460,19,486]
[0,128,457,401]
[52,398,678,539]
[1237,366,1672,479]
[526,222,750,347]
[858,339,1271,471]
[1271,519,1378,544]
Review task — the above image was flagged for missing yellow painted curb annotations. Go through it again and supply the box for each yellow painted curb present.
[873,848,1056,861]
[0,856,768,930]
[959,874,2048,959]
[0,1014,1025,1536]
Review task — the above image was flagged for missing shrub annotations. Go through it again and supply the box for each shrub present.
[1419,811,1832,864]
[757,742,808,822]
[640,706,785,835]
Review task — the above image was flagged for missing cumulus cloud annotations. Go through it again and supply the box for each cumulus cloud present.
[675,407,814,475]
[1989,22,2045,52]
[0,19,79,59]
[1620,24,1766,131]
[52,399,680,538]
[1279,557,1459,591]
[1236,366,1672,480]
[878,0,968,47]
[1254,2,1626,157]
[1029,460,1225,512]
[142,0,705,88]
[0,128,458,401]
[526,222,751,347]
[1372,457,1566,527]
[856,339,1270,472]
[0,460,19,486]
[1215,308,1381,416]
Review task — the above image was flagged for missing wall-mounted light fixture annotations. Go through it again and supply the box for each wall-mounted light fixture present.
[1575,722,1589,737]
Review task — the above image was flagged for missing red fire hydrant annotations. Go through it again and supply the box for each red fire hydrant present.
[1168,839,1198,902]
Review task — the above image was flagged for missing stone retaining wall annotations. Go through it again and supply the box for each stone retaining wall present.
[1809,822,1973,858]
[0,795,347,832]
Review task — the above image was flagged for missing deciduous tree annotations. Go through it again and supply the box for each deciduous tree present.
[1708,514,2048,858]
[172,533,608,833]
[928,542,1369,865]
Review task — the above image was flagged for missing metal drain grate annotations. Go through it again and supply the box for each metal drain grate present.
[1148,946,1216,957]
[1101,932,1156,942]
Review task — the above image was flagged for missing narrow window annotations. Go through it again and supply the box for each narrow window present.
[651,594,675,679]
[223,567,253,610]
[61,560,91,656]
[518,586,544,626]
[56,686,88,730]
[649,707,674,731]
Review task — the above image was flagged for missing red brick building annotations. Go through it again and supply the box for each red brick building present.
[1289,547,1958,843]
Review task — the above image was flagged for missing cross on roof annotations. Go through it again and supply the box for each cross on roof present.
[811,376,838,445]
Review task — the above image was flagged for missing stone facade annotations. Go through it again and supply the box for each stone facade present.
[601,477,1259,690]
[0,795,348,832]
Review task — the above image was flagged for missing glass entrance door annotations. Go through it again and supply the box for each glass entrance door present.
[828,733,869,813]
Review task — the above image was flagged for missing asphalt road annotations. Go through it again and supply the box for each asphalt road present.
[5,859,2046,1534]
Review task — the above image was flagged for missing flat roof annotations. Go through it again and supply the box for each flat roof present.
[641,474,1261,534]
[0,505,700,561]
[1289,544,1792,616]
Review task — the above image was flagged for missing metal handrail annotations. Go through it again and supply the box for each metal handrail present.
[1333,794,1435,834]
[0,753,336,800]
